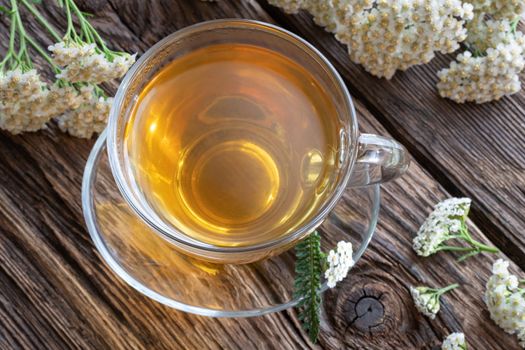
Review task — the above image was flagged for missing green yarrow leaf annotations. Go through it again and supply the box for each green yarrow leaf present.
[293,231,324,343]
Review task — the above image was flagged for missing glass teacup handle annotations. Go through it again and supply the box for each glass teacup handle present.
[347,133,410,187]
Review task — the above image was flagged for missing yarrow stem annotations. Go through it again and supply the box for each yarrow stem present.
[450,223,499,261]
[2,0,57,71]
[58,0,117,57]
[459,223,498,260]
[25,33,56,68]
[19,0,61,41]
[0,3,17,69]
[436,283,459,296]
[11,0,31,69]
[63,0,75,39]
[436,245,473,252]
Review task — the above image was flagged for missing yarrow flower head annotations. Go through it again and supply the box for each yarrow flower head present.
[441,332,467,350]
[485,259,525,347]
[268,0,473,79]
[468,0,525,20]
[413,197,498,260]
[438,0,525,104]
[410,283,459,319]
[48,41,96,66]
[0,69,57,134]
[1,69,48,133]
[325,241,354,288]
[466,17,518,54]
[57,85,113,138]
[438,16,525,104]
[55,49,136,84]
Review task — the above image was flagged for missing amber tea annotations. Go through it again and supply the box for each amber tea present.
[125,43,341,247]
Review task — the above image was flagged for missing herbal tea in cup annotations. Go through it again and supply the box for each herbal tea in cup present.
[125,43,341,247]
[108,20,409,263]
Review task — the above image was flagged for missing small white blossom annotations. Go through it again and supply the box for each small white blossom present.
[410,286,441,318]
[0,69,54,134]
[468,0,525,20]
[57,52,136,84]
[438,13,525,104]
[47,84,85,114]
[410,283,458,319]
[485,259,525,347]
[441,332,467,350]
[466,17,516,54]
[413,198,471,257]
[324,241,354,288]
[48,41,96,67]
[437,32,525,103]
[57,86,112,138]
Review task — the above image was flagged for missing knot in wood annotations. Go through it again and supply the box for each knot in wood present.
[345,295,385,332]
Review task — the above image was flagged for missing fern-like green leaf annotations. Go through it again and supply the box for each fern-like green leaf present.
[293,231,323,343]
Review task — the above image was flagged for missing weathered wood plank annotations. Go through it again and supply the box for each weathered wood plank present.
[257,1,525,269]
[0,0,522,349]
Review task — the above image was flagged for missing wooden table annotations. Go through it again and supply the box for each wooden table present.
[1,1,524,349]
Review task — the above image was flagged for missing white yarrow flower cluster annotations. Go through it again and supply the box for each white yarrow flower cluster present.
[50,41,136,84]
[0,69,50,134]
[413,198,471,257]
[410,286,441,319]
[466,17,516,53]
[410,283,458,319]
[485,259,525,347]
[325,241,354,288]
[441,332,467,350]
[0,69,81,134]
[57,86,113,139]
[468,0,525,20]
[268,0,473,79]
[438,31,525,103]
[48,41,96,66]
[343,0,473,78]
[438,0,525,103]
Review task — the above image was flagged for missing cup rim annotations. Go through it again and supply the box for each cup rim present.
[107,19,359,254]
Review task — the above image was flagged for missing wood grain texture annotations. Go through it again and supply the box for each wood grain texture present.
[0,0,523,349]
[257,1,525,269]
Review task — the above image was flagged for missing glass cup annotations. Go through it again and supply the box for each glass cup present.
[107,19,410,264]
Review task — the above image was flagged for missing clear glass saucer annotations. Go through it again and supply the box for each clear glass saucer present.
[82,130,380,317]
